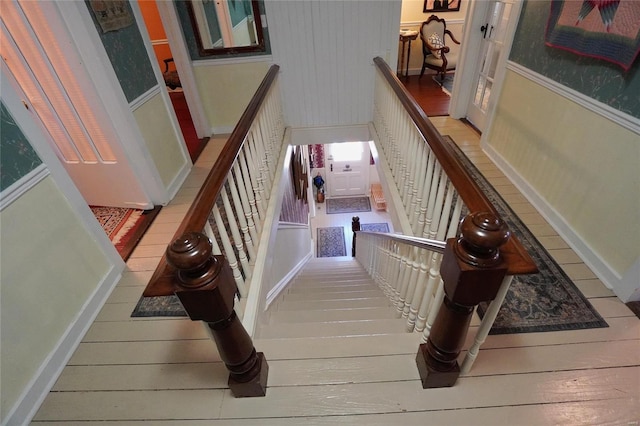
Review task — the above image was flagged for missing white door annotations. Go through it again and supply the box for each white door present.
[466,0,519,131]
[326,142,368,198]
[1,2,153,209]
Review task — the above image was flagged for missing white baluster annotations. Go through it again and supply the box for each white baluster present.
[423,166,447,240]
[394,244,412,318]
[461,276,515,374]
[417,153,436,237]
[238,150,261,231]
[233,163,259,238]
[221,188,251,279]
[228,170,256,256]
[212,205,246,297]
[410,140,427,234]
[421,278,444,343]
[203,221,222,255]
[402,248,421,321]
[407,250,429,332]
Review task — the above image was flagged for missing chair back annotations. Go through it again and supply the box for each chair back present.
[421,15,445,41]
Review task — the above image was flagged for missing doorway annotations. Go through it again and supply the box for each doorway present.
[449,0,523,132]
[325,142,370,198]
[1,1,153,210]
[138,1,208,162]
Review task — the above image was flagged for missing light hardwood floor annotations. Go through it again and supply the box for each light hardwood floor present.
[32,119,640,425]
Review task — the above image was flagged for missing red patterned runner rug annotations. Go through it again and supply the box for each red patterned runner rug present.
[90,206,143,248]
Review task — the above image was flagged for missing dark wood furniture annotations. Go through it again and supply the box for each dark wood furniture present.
[419,15,460,81]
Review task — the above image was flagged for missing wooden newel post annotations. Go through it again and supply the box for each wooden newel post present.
[166,232,269,397]
[352,216,360,257]
[416,212,509,388]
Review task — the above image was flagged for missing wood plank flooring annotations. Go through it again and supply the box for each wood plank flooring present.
[401,74,451,117]
[32,120,639,425]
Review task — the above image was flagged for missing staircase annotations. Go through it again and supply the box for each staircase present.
[257,257,407,339]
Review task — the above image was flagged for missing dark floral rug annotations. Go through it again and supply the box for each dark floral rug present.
[361,223,390,233]
[326,197,371,214]
[317,226,347,257]
[443,136,608,334]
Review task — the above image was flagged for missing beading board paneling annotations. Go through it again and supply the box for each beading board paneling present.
[266,0,401,128]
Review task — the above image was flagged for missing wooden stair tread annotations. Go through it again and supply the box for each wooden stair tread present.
[258,318,408,339]
[267,306,398,323]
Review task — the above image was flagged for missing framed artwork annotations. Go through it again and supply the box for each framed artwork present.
[424,0,461,13]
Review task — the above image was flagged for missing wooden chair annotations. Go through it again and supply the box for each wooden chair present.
[163,58,181,90]
[419,15,460,81]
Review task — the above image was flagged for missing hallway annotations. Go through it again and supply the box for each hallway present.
[31,118,639,423]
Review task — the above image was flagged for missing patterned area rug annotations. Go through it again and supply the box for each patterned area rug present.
[361,223,390,233]
[317,226,347,257]
[326,197,371,214]
[90,206,142,246]
[131,293,186,318]
[443,136,608,334]
[433,74,454,96]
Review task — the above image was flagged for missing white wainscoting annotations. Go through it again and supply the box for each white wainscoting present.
[265,0,401,128]
[507,62,640,135]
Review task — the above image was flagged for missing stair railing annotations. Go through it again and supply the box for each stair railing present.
[144,65,285,397]
[359,57,537,387]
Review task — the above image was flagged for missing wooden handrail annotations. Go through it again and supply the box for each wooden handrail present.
[372,57,536,276]
[144,65,281,297]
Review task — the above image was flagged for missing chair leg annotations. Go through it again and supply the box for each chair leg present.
[420,63,426,79]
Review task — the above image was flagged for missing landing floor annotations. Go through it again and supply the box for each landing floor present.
[32,119,639,425]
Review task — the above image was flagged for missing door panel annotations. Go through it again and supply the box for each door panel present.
[1,2,152,208]
[467,0,515,131]
[326,142,368,198]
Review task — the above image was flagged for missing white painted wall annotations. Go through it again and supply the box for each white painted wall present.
[265,0,402,128]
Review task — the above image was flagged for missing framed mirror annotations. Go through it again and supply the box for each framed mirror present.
[186,0,265,56]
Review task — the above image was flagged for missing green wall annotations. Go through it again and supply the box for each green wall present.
[85,0,156,102]
[0,102,43,191]
[510,0,640,118]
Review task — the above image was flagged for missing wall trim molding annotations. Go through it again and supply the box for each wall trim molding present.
[212,125,236,135]
[482,142,626,297]
[0,164,49,212]
[129,85,162,111]
[192,55,274,67]
[507,61,640,135]
[290,124,371,146]
[3,265,122,426]
[400,18,464,27]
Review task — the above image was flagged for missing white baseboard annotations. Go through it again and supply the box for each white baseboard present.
[265,250,313,309]
[166,160,193,203]
[211,125,236,135]
[3,265,123,426]
[482,143,630,298]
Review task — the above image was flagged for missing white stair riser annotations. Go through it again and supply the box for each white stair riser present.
[258,318,408,339]
[268,306,398,324]
[283,290,385,302]
[274,297,392,311]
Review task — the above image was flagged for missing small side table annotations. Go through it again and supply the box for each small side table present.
[398,30,418,79]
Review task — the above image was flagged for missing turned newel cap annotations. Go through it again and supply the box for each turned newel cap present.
[455,212,510,267]
[166,232,220,288]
